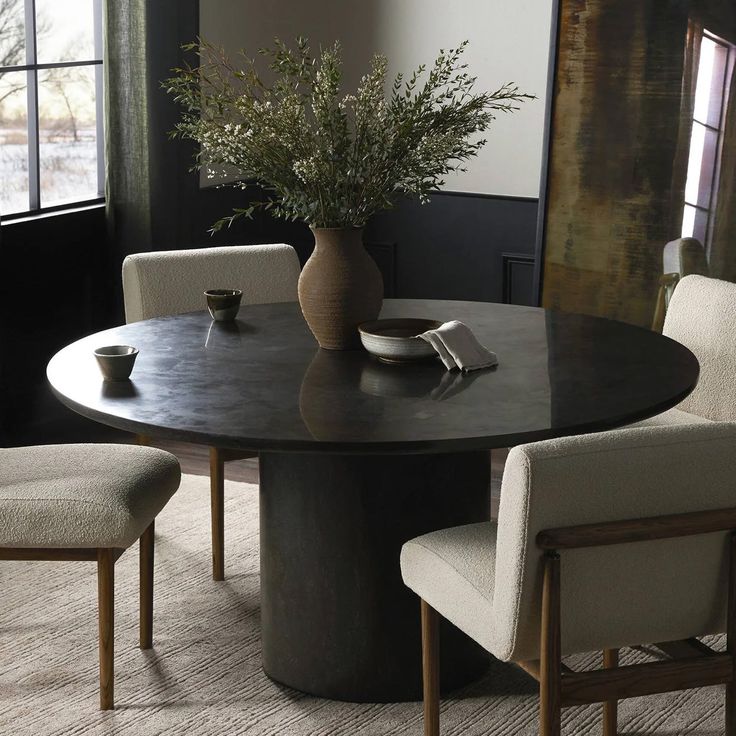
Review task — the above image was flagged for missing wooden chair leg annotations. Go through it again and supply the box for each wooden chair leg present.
[421,599,440,736]
[540,552,561,736]
[97,548,115,710]
[602,649,618,736]
[140,521,154,649]
[210,447,225,581]
[726,533,736,735]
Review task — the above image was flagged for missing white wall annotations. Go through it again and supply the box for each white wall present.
[200,0,552,198]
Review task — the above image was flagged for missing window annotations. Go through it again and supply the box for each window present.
[0,0,103,218]
[682,30,735,250]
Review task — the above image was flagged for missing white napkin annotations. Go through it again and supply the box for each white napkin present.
[418,320,498,372]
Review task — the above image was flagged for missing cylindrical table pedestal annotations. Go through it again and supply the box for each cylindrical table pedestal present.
[259,450,492,702]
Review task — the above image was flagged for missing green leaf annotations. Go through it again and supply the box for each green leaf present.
[165,38,533,229]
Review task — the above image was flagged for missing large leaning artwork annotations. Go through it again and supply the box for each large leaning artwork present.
[540,0,736,327]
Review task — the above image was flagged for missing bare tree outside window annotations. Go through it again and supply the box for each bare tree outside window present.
[0,0,24,69]
[0,0,103,217]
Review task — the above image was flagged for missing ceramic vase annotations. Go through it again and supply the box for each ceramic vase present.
[298,227,384,350]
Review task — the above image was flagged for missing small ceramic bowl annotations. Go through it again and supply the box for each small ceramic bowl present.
[205,289,243,322]
[94,345,139,381]
[358,318,442,363]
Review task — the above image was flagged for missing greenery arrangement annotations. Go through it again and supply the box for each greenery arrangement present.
[165,38,533,232]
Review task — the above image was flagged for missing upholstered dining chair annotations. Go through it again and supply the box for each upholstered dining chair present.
[664,236,710,279]
[402,423,736,736]
[122,243,300,581]
[0,443,181,709]
[637,274,736,427]
[652,238,709,332]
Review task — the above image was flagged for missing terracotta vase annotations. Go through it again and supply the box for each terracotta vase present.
[298,227,384,350]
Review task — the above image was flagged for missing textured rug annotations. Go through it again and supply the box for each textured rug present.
[0,474,725,735]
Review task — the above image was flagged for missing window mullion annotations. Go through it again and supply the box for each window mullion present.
[93,0,105,198]
[1,0,106,218]
[24,0,40,210]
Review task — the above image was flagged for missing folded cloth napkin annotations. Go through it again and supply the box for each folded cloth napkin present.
[418,320,498,372]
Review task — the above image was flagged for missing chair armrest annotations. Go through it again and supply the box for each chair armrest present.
[537,507,736,550]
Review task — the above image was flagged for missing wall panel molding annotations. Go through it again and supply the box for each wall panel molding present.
[502,252,536,305]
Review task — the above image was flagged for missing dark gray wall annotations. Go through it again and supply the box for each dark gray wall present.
[366,193,539,305]
[0,206,122,446]
[185,186,540,306]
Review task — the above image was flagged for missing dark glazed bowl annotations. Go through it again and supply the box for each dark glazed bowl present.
[94,345,139,381]
[205,289,243,322]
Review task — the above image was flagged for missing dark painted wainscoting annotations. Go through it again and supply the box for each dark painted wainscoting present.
[195,188,540,306]
[366,192,539,305]
[0,205,121,446]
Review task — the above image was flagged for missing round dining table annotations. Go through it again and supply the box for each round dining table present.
[47,299,699,703]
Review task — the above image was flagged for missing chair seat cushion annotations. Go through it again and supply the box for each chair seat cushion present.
[0,444,181,549]
[627,407,712,428]
[401,522,497,654]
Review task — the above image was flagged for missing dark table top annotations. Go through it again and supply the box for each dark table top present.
[47,299,699,454]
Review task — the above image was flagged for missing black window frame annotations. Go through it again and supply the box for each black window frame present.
[0,0,104,220]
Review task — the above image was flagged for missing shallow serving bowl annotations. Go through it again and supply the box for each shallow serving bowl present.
[358,318,442,363]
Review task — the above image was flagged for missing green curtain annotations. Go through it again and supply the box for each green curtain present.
[103,0,197,266]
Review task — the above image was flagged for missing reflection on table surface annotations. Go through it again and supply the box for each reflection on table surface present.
[47,299,698,452]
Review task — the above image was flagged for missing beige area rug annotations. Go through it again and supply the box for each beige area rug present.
[0,474,726,735]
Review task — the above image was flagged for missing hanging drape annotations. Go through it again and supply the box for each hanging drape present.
[709,65,736,279]
[103,0,197,269]
[693,1,736,42]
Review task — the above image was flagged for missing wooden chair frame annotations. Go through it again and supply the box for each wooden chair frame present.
[138,435,254,581]
[0,521,156,710]
[209,447,257,580]
[651,272,680,332]
[421,506,736,736]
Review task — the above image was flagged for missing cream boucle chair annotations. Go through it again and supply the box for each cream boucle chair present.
[637,274,736,427]
[122,243,300,580]
[122,244,300,324]
[652,238,709,332]
[402,423,736,736]
[0,444,181,709]
[663,237,709,279]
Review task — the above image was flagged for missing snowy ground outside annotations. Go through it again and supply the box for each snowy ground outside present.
[0,127,99,216]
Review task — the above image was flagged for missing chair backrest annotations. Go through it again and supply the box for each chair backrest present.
[652,239,709,332]
[122,244,301,323]
[662,237,709,278]
[663,274,736,421]
[491,423,736,662]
